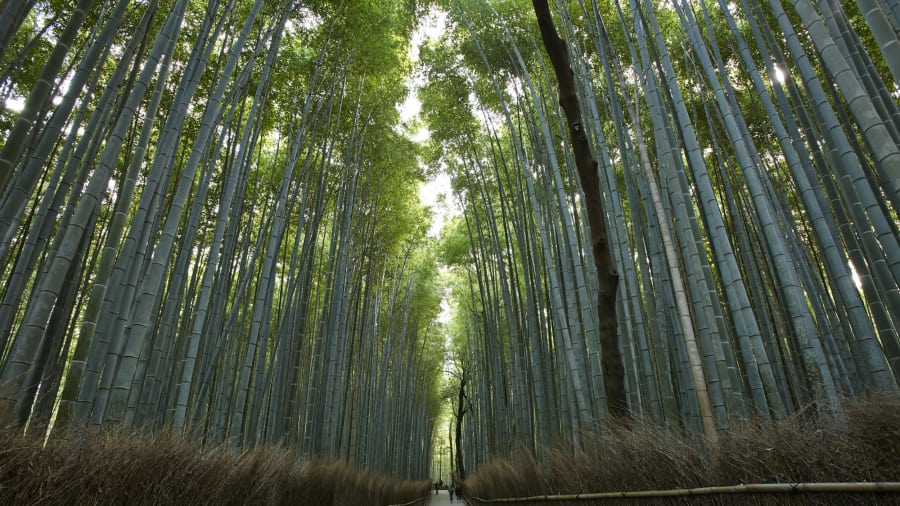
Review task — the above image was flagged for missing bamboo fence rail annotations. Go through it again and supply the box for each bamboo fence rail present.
[386,493,432,506]
[466,481,900,503]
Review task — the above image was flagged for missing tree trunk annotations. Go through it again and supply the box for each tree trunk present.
[531,0,628,420]
[455,370,468,481]
[448,416,454,481]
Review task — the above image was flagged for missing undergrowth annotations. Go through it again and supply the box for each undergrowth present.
[0,428,430,505]
[463,396,900,505]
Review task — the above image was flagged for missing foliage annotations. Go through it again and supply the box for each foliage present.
[0,0,444,480]
[419,0,900,478]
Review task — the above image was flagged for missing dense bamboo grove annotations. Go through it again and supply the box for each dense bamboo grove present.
[421,0,900,474]
[1,0,899,491]
[0,0,443,479]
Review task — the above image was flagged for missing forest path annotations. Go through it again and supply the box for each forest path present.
[429,489,467,505]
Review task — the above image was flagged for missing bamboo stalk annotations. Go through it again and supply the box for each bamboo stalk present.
[468,482,900,503]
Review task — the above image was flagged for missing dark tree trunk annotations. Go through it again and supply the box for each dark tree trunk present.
[454,372,468,480]
[531,0,629,420]
[448,416,454,478]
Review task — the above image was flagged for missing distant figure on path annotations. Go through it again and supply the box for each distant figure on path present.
[435,481,439,495]
[449,484,455,502]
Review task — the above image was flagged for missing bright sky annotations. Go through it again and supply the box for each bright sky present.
[399,8,447,129]
[400,8,459,239]
[4,97,24,113]
[401,10,457,359]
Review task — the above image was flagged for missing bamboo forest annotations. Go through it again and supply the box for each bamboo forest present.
[1,0,899,503]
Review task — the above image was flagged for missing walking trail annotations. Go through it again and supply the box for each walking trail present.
[429,489,467,505]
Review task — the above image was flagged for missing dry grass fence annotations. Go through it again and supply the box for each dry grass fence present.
[462,396,900,505]
[2,397,898,505]
[0,427,430,505]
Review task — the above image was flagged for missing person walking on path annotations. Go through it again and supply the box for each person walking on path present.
[449,484,455,502]
[429,488,460,505]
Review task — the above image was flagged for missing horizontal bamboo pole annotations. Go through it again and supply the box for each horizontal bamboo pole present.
[386,493,431,506]
[467,481,900,503]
